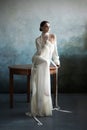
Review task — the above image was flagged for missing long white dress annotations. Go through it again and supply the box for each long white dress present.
[30,34,60,116]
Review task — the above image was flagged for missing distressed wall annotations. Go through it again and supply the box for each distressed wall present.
[0,0,87,93]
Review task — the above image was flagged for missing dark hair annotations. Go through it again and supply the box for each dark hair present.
[39,21,50,31]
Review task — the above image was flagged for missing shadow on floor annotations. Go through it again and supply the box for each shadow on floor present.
[0,93,87,130]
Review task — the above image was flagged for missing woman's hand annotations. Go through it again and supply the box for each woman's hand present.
[42,34,49,43]
[44,35,49,41]
[42,33,55,44]
[56,64,60,68]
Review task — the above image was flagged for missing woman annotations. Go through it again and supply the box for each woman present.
[30,21,60,117]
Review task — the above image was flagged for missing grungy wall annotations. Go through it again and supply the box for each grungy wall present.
[0,0,87,93]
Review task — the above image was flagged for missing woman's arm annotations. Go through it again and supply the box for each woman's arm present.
[35,37,49,56]
[35,38,42,55]
[52,35,60,67]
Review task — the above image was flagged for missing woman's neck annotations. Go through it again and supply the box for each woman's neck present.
[42,32,49,37]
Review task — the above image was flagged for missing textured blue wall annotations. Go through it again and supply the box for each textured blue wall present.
[0,0,87,93]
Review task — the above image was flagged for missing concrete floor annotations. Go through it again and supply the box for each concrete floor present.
[0,93,87,130]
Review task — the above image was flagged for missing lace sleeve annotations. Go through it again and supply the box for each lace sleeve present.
[52,35,60,65]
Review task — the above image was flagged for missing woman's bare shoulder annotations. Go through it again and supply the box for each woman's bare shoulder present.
[50,34,56,39]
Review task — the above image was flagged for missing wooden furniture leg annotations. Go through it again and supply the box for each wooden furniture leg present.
[9,70,14,108]
[27,74,30,102]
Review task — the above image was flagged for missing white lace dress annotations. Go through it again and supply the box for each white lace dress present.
[30,34,60,116]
